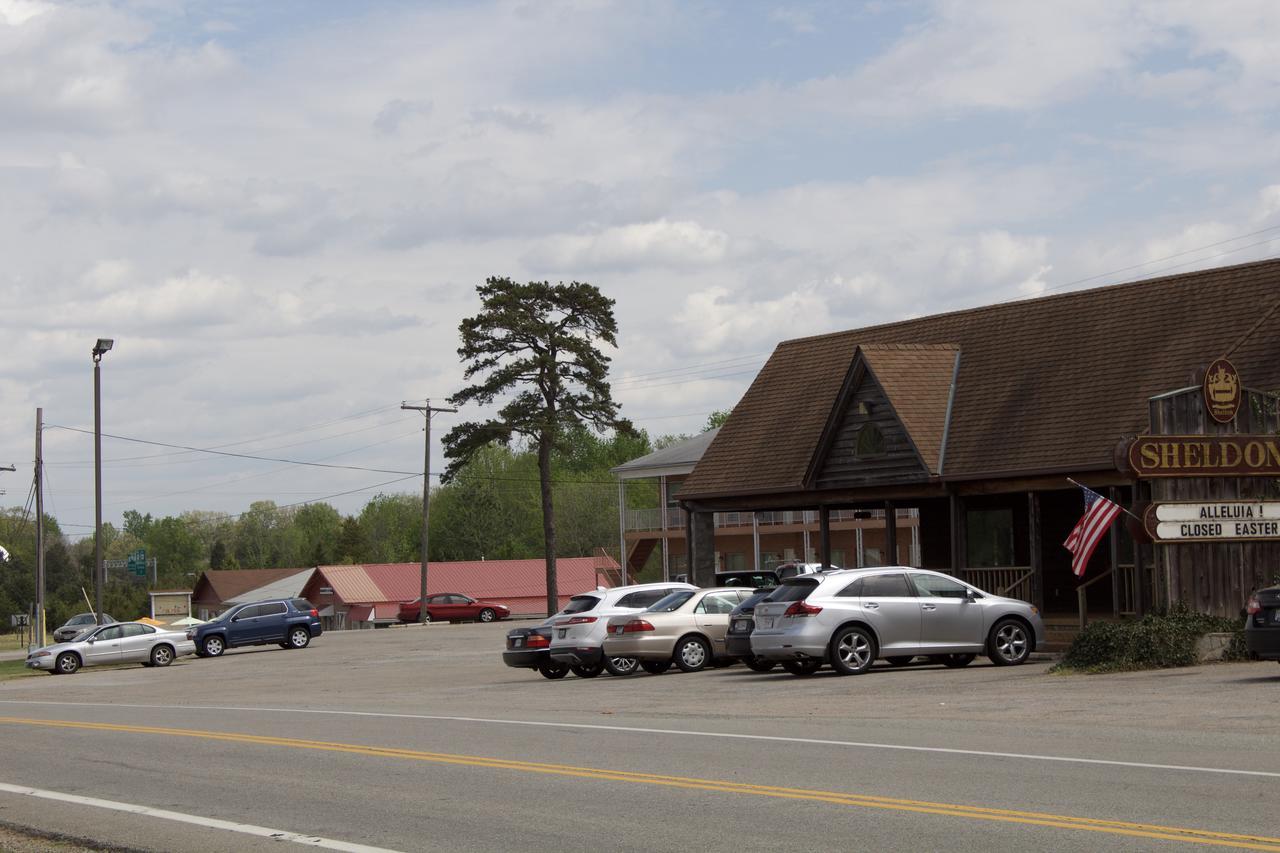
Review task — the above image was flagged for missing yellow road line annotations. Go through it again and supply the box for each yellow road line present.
[1,716,1274,851]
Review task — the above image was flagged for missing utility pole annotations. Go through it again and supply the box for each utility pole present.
[34,409,45,648]
[401,399,456,624]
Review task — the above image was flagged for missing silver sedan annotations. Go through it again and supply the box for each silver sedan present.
[26,622,197,675]
[750,567,1045,676]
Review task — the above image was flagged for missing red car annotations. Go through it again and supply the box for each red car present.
[397,593,511,624]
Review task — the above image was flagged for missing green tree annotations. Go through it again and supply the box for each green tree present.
[336,516,364,564]
[294,503,343,566]
[209,539,227,570]
[704,409,732,431]
[444,277,631,614]
[357,494,421,563]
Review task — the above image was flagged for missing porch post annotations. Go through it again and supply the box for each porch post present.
[659,475,670,582]
[752,512,761,571]
[949,493,966,573]
[688,510,716,587]
[884,501,898,565]
[1109,485,1121,619]
[819,506,832,568]
[1028,491,1044,613]
[617,479,627,585]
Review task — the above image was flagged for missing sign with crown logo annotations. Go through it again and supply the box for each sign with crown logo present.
[1203,357,1241,423]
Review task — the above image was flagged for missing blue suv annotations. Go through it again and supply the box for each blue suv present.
[189,598,322,657]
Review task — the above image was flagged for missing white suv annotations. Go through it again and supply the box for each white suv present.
[548,582,696,678]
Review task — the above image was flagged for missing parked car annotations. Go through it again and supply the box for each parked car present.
[548,582,697,677]
[189,598,322,657]
[602,587,754,673]
[503,615,568,679]
[750,567,1045,676]
[1245,585,1280,661]
[27,621,195,674]
[723,589,779,671]
[52,612,117,643]
[398,593,511,624]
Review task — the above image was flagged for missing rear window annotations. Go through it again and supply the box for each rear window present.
[765,578,819,602]
[562,595,601,615]
[615,589,676,609]
[291,599,315,612]
[647,590,695,612]
[734,591,772,614]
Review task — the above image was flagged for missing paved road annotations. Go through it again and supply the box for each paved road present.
[0,624,1277,852]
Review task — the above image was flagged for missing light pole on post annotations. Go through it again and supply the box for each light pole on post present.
[92,338,113,625]
[401,398,456,624]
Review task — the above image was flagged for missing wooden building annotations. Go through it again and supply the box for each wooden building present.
[675,258,1280,621]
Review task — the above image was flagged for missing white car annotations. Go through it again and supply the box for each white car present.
[26,621,197,675]
[548,582,697,677]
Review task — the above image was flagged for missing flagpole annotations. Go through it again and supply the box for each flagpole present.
[1065,477,1143,522]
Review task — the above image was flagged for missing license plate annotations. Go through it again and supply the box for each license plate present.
[1274,611,1280,624]
[734,619,752,632]
[512,637,524,647]
[757,617,774,629]
[557,628,567,639]
[614,625,624,634]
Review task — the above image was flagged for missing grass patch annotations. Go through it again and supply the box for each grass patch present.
[1050,604,1247,674]
[0,660,37,682]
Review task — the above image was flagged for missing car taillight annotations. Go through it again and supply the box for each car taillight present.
[622,619,654,633]
[186,630,194,640]
[783,601,823,617]
[310,609,319,618]
[1247,596,1261,615]
[562,616,597,625]
[525,634,550,648]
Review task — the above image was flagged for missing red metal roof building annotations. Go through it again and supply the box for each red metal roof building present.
[299,554,620,629]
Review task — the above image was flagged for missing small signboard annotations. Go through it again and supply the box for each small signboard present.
[127,549,147,578]
[1203,358,1242,424]
[1144,501,1280,543]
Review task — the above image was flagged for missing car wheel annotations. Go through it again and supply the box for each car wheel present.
[149,645,174,667]
[603,656,639,676]
[537,661,569,680]
[55,652,80,675]
[287,627,311,649]
[930,653,976,668]
[987,619,1031,666]
[744,656,776,673]
[639,659,672,675]
[570,663,603,678]
[478,608,496,623]
[202,636,225,657]
[828,625,877,675]
[781,659,822,676]
[886,656,914,667]
[674,636,711,673]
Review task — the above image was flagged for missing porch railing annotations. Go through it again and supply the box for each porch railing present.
[959,566,1033,602]
[624,506,919,532]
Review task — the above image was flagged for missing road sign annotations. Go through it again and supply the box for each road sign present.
[1143,501,1280,542]
[127,549,147,577]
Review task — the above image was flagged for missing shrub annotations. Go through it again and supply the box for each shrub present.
[1051,603,1246,673]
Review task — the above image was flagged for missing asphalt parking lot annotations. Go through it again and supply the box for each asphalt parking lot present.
[1,622,1278,852]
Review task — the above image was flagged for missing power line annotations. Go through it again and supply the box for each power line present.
[46,424,420,477]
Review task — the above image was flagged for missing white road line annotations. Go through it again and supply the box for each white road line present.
[0,782,403,853]
[1,699,1274,780]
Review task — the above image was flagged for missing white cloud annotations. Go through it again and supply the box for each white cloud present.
[525,220,731,271]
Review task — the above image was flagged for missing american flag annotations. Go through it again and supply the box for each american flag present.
[1063,485,1122,578]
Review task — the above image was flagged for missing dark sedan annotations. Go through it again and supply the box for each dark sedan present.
[724,589,777,672]
[1246,586,1280,661]
[398,593,511,624]
[502,620,568,679]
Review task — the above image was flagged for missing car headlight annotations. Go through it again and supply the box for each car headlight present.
[29,650,51,658]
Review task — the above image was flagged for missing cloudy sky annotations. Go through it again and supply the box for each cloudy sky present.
[3,0,1280,536]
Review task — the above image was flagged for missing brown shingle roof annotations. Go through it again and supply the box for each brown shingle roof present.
[680,257,1280,500]
[859,344,959,475]
[191,568,312,607]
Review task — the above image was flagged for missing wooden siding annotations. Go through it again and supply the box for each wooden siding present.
[1150,386,1280,617]
[814,363,929,489]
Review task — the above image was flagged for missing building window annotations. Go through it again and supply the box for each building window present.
[723,553,746,571]
[855,424,885,457]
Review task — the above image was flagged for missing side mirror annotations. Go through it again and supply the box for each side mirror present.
[966,590,979,602]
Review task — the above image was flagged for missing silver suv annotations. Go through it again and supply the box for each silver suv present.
[548,582,696,678]
[750,567,1044,676]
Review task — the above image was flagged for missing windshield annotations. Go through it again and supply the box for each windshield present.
[561,595,601,615]
[646,590,695,613]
